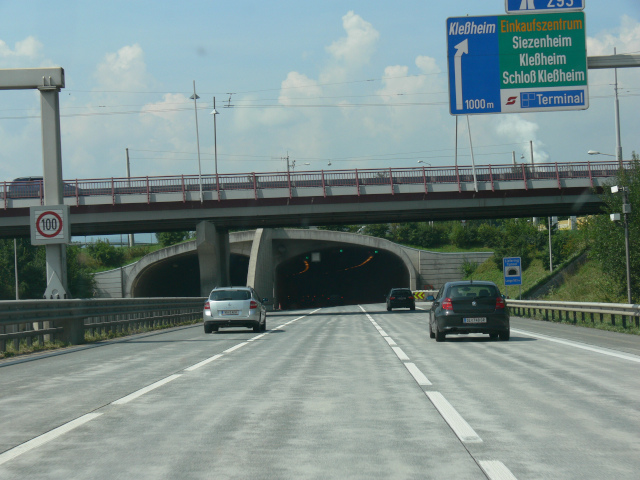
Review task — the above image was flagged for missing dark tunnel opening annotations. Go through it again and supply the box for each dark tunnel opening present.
[132,254,249,297]
[275,246,409,309]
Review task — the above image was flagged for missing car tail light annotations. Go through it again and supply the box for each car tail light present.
[390,296,396,300]
[204,301,210,310]
[496,296,506,309]
[250,300,258,309]
[441,297,453,310]
[408,295,414,300]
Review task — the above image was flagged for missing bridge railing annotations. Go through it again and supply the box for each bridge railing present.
[1,160,628,207]
[0,297,206,354]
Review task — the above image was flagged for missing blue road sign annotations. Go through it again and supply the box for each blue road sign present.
[446,12,588,115]
[503,257,522,286]
[506,0,585,14]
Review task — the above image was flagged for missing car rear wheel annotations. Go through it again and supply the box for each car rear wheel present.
[204,324,213,334]
[435,328,446,342]
[387,306,391,311]
[429,322,435,339]
[410,305,415,311]
[499,330,510,341]
[262,318,267,331]
[489,333,499,340]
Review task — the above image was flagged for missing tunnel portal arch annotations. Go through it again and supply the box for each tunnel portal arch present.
[275,245,409,309]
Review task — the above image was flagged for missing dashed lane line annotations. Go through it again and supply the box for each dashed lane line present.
[0,413,103,466]
[425,391,483,444]
[478,460,519,480]
[111,374,182,405]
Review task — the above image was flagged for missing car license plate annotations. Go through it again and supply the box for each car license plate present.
[219,310,239,315]
[463,317,487,323]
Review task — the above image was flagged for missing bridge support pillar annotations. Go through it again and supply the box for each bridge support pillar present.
[247,228,275,311]
[196,221,230,296]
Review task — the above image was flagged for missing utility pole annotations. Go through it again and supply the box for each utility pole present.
[126,148,134,247]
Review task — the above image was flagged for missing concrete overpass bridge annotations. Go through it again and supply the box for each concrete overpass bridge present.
[93,229,492,309]
[0,160,619,237]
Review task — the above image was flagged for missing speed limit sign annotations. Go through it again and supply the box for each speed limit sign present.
[30,205,70,245]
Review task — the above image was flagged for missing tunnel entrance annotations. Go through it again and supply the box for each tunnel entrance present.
[132,253,249,297]
[275,246,409,309]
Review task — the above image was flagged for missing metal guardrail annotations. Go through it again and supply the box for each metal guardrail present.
[0,297,206,353]
[507,299,640,329]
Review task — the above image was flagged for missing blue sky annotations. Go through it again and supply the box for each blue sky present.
[0,1,639,183]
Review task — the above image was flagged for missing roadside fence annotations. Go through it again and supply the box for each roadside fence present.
[0,297,205,354]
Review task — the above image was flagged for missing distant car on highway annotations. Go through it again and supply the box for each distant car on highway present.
[7,176,76,199]
[386,288,415,311]
[427,280,509,342]
[203,286,267,333]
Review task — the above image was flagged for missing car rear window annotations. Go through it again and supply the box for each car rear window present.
[448,285,498,299]
[209,290,251,301]
[391,289,412,296]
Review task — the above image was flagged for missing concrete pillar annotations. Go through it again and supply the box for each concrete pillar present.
[246,228,275,310]
[196,221,231,296]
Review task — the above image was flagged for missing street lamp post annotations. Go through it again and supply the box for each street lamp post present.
[210,97,219,196]
[190,81,203,203]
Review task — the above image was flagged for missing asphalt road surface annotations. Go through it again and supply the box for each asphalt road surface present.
[1,305,639,479]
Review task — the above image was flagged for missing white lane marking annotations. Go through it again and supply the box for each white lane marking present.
[511,328,640,364]
[0,413,102,466]
[247,333,266,342]
[479,460,518,480]
[392,346,410,361]
[404,362,432,386]
[377,329,389,337]
[185,354,224,372]
[111,374,182,405]
[425,391,482,443]
[384,336,397,346]
[223,342,248,354]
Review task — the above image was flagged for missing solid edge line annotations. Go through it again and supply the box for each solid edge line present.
[111,374,182,405]
[426,391,482,443]
[511,328,640,363]
[0,412,103,466]
[478,460,519,480]
[185,353,224,371]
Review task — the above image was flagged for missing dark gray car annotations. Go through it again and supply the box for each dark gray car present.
[428,281,509,342]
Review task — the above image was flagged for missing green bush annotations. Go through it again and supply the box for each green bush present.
[86,240,125,268]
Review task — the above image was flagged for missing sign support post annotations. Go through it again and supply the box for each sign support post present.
[1,68,68,299]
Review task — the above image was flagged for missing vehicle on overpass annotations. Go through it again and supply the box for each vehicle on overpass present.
[203,287,267,333]
[428,281,510,342]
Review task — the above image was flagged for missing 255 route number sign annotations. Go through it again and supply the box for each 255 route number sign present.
[505,0,585,14]
[30,205,70,245]
[446,11,587,115]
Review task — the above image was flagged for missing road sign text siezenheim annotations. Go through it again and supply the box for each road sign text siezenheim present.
[447,12,587,115]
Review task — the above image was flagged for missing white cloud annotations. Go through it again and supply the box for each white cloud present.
[326,11,379,66]
[587,15,640,55]
[0,36,43,58]
[495,116,549,164]
[94,44,149,92]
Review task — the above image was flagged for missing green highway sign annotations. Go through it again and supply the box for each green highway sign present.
[447,11,588,114]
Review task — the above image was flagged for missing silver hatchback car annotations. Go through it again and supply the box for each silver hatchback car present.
[203,286,267,333]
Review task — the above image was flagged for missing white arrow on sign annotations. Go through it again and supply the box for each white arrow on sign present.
[454,39,468,110]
